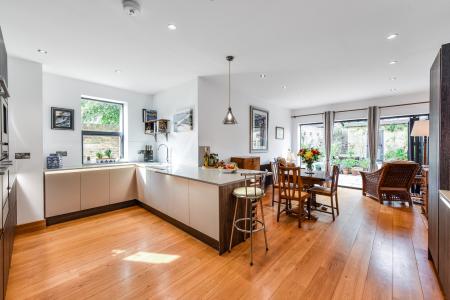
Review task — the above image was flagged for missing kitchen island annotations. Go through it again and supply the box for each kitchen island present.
[44,164,253,254]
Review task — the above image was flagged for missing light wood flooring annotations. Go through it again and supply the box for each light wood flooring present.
[6,188,444,299]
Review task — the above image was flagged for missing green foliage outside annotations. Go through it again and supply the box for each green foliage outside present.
[81,99,121,131]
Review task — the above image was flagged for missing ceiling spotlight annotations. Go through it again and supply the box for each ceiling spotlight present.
[259,74,266,79]
[390,88,398,92]
[37,49,48,54]
[386,33,399,40]
[390,76,397,81]
[123,0,141,16]
[168,24,177,31]
[282,85,287,89]
[389,60,398,65]
[114,69,122,74]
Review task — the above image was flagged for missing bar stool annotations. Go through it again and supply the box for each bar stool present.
[229,171,269,266]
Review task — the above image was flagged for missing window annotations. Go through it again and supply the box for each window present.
[333,120,369,169]
[378,117,410,162]
[299,123,325,169]
[81,98,124,163]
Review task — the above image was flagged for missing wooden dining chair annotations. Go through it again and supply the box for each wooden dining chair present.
[277,166,311,228]
[309,165,340,221]
[270,161,280,206]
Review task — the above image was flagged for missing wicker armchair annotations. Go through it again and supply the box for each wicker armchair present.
[360,161,420,206]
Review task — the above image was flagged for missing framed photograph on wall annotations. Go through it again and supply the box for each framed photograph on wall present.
[275,126,284,139]
[173,108,193,132]
[250,106,269,152]
[142,109,157,122]
[51,107,74,130]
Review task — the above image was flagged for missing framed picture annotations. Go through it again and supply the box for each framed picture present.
[250,106,269,152]
[51,107,74,130]
[275,126,284,139]
[142,109,157,122]
[173,108,193,132]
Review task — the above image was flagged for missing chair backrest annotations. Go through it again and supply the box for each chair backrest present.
[330,165,340,193]
[379,162,420,189]
[241,170,268,196]
[271,161,279,184]
[278,166,303,200]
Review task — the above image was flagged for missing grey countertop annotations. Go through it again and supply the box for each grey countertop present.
[44,162,262,186]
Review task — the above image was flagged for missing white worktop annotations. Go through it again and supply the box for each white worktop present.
[44,162,261,186]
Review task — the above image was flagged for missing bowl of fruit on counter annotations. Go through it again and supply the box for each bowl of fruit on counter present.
[219,162,238,174]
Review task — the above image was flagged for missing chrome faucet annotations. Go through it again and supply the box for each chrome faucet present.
[158,144,169,163]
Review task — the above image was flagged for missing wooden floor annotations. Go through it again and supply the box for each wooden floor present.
[7,188,444,299]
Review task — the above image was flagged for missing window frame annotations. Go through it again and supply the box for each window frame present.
[81,97,124,163]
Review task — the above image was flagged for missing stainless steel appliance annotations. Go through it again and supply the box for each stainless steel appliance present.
[0,26,9,162]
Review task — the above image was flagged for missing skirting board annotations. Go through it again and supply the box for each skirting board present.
[16,220,47,235]
[45,200,137,226]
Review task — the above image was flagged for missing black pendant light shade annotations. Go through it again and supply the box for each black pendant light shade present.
[223,56,238,125]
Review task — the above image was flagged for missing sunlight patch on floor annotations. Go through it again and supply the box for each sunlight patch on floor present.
[124,251,180,264]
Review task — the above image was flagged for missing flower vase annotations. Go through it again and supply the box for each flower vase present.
[306,162,314,174]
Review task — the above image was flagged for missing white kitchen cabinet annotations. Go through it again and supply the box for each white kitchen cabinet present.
[80,169,110,210]
[45,171,81,217]
[188,180,219,240]
[147,170,168,214]
[166,176,190,225]
[109,166,136,204]
[136,167,146,202]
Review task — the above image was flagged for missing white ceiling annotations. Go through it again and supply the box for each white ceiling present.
[1,0,449,109]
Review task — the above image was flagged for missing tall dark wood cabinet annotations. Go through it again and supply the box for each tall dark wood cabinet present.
[429,43,450,297]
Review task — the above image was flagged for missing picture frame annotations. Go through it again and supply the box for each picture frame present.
[51,107,74,130]
[142,109,157,122]
[173,108,193,132]
[250,106,269,153]
[275,126,284,140]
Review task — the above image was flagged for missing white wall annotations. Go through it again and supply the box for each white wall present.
[198,77,291,164]
[152,79,198,166]
[290,91,429,153]
[8,57,44,224]
[43,73,153,167]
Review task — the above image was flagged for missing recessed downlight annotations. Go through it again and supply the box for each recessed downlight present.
[168,24,177,30]
[37,49,48,54]
[386,33,399,40]
[389,60,398,65]
[114,69,122,74]
[390,76,397,81]
[259,74,266,79]
[390,88,398,92]
[282,85,287,89]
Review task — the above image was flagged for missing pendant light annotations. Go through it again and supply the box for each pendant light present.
[223,56,238,125]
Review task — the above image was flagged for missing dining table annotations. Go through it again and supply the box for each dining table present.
[299,169,331,218]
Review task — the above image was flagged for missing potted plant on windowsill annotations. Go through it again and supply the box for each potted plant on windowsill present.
[341,159,355,175]
[103,149,116,163]
[96,151,103,163]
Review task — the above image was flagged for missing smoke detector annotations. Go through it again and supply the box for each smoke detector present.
[123,0,141,16]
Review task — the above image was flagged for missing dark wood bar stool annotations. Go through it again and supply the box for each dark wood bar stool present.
[309,165,340,221]
[277,166,310,228]
[229,171,269,266]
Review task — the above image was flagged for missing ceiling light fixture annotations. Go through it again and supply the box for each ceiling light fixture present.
[260,74,266,79]
[114,69,122,74]
[390,88,398,92]
[37,49,48,54]
[168,24,177,30]
[282,85,287,89]
[386,33,399,40]
[123,0,141,16]
[390,76,397,81]
[389,60,398,65]
[223,56,238,125]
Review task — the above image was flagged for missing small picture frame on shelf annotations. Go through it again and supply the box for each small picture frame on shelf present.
[51,107,74,130]
[275,126,284,140]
